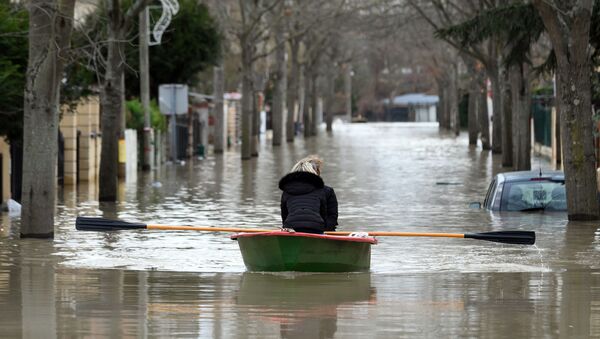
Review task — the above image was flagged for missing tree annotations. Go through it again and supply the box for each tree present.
[125,98,167,132]
[20,0,75,237]
[97,0,148,201]
[124,1,221,98]
[411,0,505,153]
[439,1,600,219]
[73,0,214,201]
[231,0,283,159]
[437,3,544,169]
[533,0,599,220]
[0,3,28,144]
[270,1,287,146]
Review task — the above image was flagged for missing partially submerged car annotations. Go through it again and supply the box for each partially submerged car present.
[472,170,566,212]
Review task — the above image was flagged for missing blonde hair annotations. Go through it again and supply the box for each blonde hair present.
[290,155,323,176]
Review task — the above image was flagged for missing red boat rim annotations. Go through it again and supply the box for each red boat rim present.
[231,231,377,244]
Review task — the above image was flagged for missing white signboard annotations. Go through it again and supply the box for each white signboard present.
[159,84,188,115]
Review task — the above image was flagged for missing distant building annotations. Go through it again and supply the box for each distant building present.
[382,93,438,122]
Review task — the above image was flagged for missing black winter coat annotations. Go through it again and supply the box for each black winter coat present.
[279,171,338,233]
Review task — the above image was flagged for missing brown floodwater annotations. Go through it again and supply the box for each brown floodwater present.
[1,122,600,338]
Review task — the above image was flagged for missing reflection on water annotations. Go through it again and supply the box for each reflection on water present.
[236,273,374,338]
[1,262,599,337]
[2,122,600,337]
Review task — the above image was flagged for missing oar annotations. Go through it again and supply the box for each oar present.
[76,216,535,245]
[330,231,535,245]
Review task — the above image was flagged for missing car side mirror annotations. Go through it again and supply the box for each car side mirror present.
[469,202,482,209]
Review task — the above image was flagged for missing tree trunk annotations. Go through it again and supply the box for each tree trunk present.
[297,64,306,136]
[21,0,75,238]
[240,44,253,160]
[489,68,503,154]
[500,65,513,167]
[140,8,152,170]
[99,18,126,201]
[437,79,447,129]
[325,64,335,132]
[272,25,286,146]
[509,62,532,170]
[556,63,598,219]
[555,100,561,166]
[344,64,352,121]
[311,70,319,136]
[478,73,491,150]
[251,89,260,156]
[448,64,459,136]
[303,66,312,138]
[286,39,300,142]
[534,0,598,220]
[213,65,226,153]
[467,66,478,145]
[468,91,478,144]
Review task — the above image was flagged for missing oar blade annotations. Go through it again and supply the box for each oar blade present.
[465,231,535,245]
[76,216,147,231]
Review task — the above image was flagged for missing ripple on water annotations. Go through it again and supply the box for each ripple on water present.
[2,123,579,274]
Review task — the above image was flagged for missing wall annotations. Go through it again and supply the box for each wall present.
[59,110,77,185]
[59,96,101,184]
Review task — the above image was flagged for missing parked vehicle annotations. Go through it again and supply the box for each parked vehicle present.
[471,170,566,212]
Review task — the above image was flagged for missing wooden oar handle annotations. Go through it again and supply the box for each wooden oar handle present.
[148,226,466,238]
[147,225,272,233]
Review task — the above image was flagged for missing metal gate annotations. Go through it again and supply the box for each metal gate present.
[10,142,22,203]
[176,125,188,160]
[0,153,3,202]
[532,95,553,147]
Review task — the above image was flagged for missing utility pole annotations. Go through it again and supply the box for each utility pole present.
[140,7,153,170]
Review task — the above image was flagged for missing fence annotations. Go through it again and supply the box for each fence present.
[532,95,553,147]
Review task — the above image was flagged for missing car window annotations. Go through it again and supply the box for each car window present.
[483,179,496,208]
[500,180,566,211]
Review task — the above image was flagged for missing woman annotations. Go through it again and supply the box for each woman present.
[278,155,338,234]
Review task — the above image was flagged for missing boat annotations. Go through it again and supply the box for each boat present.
[351,115,368,123]
[230,231,377,272]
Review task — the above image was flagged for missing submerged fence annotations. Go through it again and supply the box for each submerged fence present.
[532,95,553,148]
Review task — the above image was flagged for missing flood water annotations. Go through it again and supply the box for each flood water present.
[2,122,600,338]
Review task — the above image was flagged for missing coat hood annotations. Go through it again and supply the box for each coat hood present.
[278,172,324,195]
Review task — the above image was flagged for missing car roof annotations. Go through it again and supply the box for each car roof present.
[497,170,564,182]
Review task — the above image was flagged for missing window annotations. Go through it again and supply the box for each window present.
[483,179,496,208]
[500,180,566,211]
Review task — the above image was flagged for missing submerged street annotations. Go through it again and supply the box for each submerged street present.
[1,122,599,337]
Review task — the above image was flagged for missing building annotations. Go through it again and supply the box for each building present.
[382,93,439,122]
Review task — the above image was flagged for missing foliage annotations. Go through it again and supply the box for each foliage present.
[532,86,553,96]
[125,98,167,132]
[436,2,600,70]
[124,0,221,98]
[0,1,28,143]
[70,0,221,99]
[61,61,96,106]
[0,1,99,143]
[436,2,600,107]
[435,3,544,67]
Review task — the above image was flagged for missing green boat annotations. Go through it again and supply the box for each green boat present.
[231,231,377,272]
